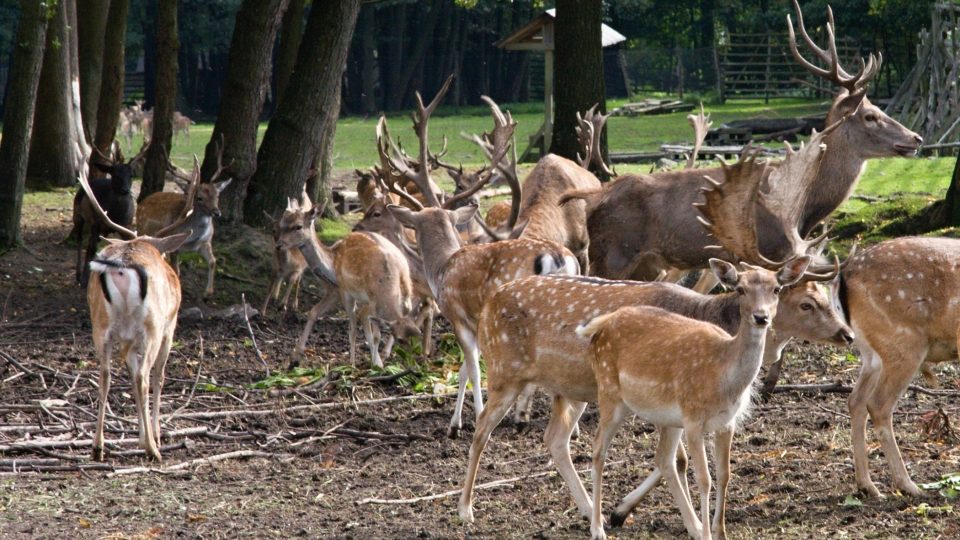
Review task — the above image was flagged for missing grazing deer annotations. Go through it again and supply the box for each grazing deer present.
[572,0,921,284]
[136,141,232,298]
[835,236,960,497]
[579,257,809,540]
[77,164,190,462]
[377,83,580,437]
[172,111,193,143]
[73,141,150,285]
[276,198,420,368]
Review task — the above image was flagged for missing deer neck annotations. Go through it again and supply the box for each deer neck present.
[705,292,743,336]
[723,313,770,394]
[414,226,462,301]
[298,230,335,277]
[801,129,866,235]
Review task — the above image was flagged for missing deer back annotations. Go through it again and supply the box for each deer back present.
[333,231,415,326]
[137,192,188,236]
[516,154,600,247]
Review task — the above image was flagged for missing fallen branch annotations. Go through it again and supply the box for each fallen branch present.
[769,381,850,395]
[110,449,287,476]
[241,293,269,377]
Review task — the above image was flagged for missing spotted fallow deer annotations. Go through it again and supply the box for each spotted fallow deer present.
[458,150,850,532]
[834,236,960,497]
[78,164,190,462]
[570,0,921,285]
[276,198,420,369]
[377,87,579,438]
[261,189,312,316]
[136,139,232,297]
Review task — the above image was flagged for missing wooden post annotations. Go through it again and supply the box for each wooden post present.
[543,22,554,156]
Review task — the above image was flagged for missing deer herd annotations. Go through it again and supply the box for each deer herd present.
[60,2,956,538]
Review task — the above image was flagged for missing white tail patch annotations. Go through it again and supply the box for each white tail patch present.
[89,260,148,331]
[536,253,581,276]
[575,311,618,339]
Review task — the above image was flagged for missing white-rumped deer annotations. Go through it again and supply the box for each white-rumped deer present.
[579,257,809,540]
[276,198,420,369]
[836,236,960,497]
[136,140,232,298]
[77,164,190,462]
[574,0,921,283]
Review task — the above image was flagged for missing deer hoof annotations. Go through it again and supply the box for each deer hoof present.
[447,426,462,439]
[92,446,104,462]
[609,510,628,529]
[857,483,884,499]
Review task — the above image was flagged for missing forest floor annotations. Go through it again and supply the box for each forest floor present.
[1,188,959,539]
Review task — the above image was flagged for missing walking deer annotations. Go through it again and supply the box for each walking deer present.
[136,140,232,297]
[276,198,420,369]
[78,164,190,462]
[572,0,921,284]
[73,141,150,285]
[377,84,579,437]
[836,236,960,497]
[579,257,809,540]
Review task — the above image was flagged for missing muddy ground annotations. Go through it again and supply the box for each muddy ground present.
[0,190,958,540]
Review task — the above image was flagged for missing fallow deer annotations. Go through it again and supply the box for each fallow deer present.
[261,190,311,316]
[571,0,921,285]
[73,141,150,285]
[835,236,960,497]
[276,198,420,369]
[579,257,810,540]
[377,87,580,437]
[172,111,193,143]
[136,140,232,297]
[77,163,190,462]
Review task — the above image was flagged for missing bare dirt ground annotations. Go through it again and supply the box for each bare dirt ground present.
[1,190,958,540]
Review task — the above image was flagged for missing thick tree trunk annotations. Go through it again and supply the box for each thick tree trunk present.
[942,153,960,226]
[276,0,304,108]
[549,0,607,177]
[0,0,50,248]
[306,86,341,208]
[141,0,179,201]
[27,0,82,188]
[94,0,130,155]
[203,0,289,224]
[243,0,361,226]
[77,0,105,139]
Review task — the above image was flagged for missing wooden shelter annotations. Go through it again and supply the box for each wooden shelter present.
[496,9,626,161]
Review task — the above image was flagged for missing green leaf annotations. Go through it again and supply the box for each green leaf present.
[840,495,863,508]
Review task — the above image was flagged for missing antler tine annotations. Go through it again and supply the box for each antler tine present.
[442,95,516,210]
[800,254,840,282]
[686,103,713,169]
[575,117,595,170]
[156,155,201,237]
[209,134,233,183]
[376,115,437,207]
[130,138,150,166]
[76,164,137,240]
[377,175,423,211]
[93,144,114,166]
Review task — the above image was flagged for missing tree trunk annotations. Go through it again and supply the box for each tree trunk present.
[0,0,50,249]
[27,0,82,188]
[243,0,361,227]
[140,0,179,201]
[276,0,304,108]
[549,0,607,178]
[942,153,960,226]
[306,84,341,208]
[77,0,109,142]
[202,0,289,224]
[387,0,444,110]
[359,4,376,114]
[94,0,130,155]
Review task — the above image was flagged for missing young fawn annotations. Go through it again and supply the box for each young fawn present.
[578,258,809,540]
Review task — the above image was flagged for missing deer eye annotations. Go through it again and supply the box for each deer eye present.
[774,286,782,295]
[800,302,813,311]
[292,225,303,231]
[736,286,745,296]
[864,112,879,123]
[372,211,382,218]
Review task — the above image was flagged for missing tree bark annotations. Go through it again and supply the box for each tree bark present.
[77,0,105,139]
[276,0,304,109]
[27,0,83,188]
[93,0,130,155]
[359,4,376,114]
[549,0,607,177]
[387,0,443,110]
[943,153,960,226]
[243,0,361,227]
[140,0,179,201]
[0,0,50,249]
[202,0,289,224]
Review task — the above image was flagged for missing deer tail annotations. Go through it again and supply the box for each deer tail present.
[575,310,620,339]
[558,188,602,207]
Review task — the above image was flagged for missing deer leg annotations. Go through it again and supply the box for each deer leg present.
[82,224,100,286]
[448,323,483,439]
[288,273,302,312]
[849,341,885,497]
[458,380,525,523]
[126,339,160,461]
[513,383,538,428]
[199,242,216,298]
[546,397,591,518]
[262,276,283,315]
[359,306,382,368]
[692,270,719,294]
[918,362,939,388]
[656,427,702,539]
[150,333,173,451]
[290,291,340,369]
[684,425,712,540]
[92,334,113,461]
[761,339,792,395]
[345,295,359,365]
[417,299,435,358]
[611,426,690,527]
[712,426,734,540]
[590,399,628,540]
[75,219,86,283]
[380,324,395,362]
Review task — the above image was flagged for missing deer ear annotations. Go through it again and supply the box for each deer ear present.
[450,204,479,226]
[777,255,812,287]
[836,90,866,117]
[215,178,233,193]
[144,231,192,254]
[386,204,418,228]
[709,258,739,289]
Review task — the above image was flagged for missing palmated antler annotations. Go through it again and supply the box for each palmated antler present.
[694,148,786,268]
[442,96,517,210]
[575,104,615,177]
[686,104,712,169]
[787,0,880,96]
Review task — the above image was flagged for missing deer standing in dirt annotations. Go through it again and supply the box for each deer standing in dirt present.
[377,83,579,437]
[261,190,311,316]
[276,197,420,369]
[136,140,232,298]
[78,163,190,462]
[834,236,960,497]
[73,141,150,285]
[459,152,851,530]
[572,0,921,286]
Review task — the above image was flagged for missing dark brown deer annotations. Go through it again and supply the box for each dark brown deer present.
[571,0,921,283]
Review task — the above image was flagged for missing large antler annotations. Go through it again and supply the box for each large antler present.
[77,164,137,240]
[155,156,202,238]
[206,133,233,183]
[787,0,880,95]
[686,104,712,169]
[460,116,522,228]
[575,104,615,177]
[442,96,517,210]
[377,116,426,210]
